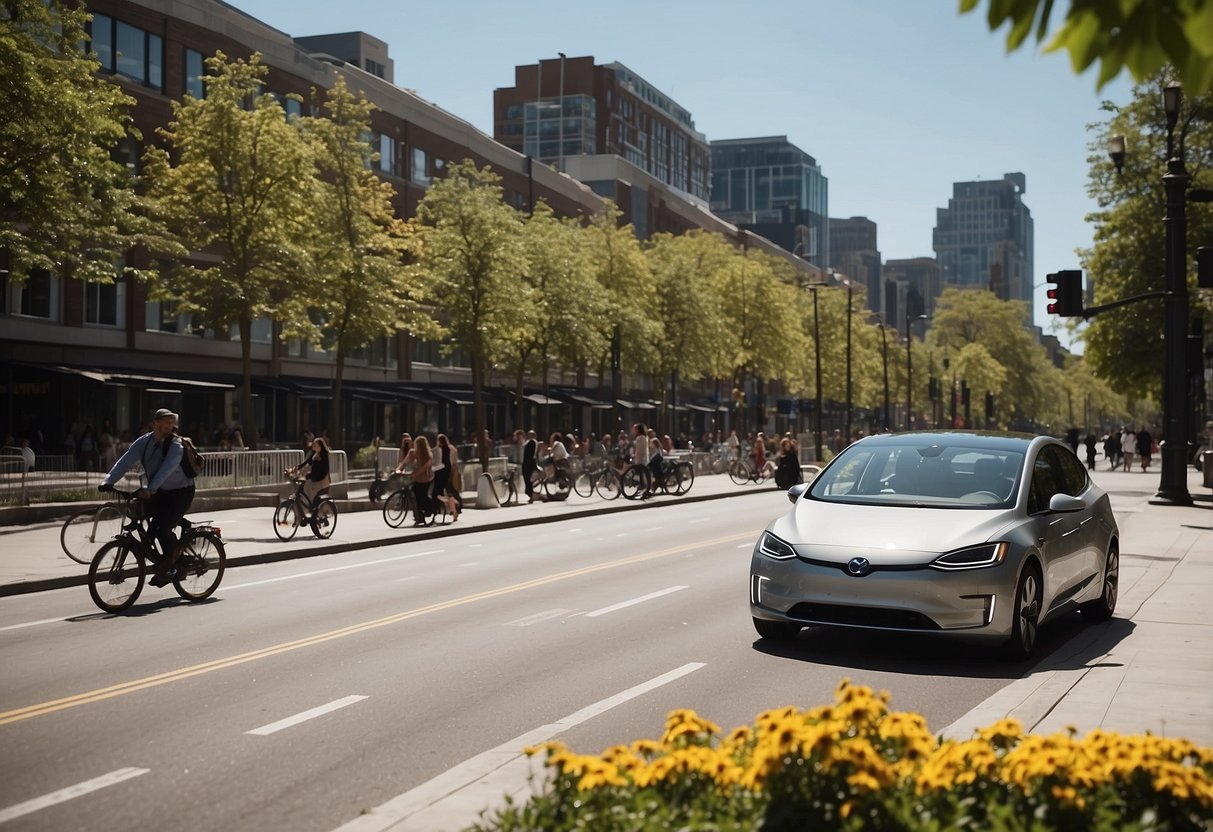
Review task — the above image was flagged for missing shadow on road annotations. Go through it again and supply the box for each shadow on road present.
[68,595,222,621]
[752,613,1136,679]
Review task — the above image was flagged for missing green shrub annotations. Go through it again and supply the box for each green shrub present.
[468,680,1213,831]
[352,444,379,469]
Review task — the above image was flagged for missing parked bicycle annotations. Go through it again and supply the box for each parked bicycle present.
[274,476,338,541]
[87,487,226,613]
[572,459,622,500]
[61,497,130,564]
[620,457,694,500]
[491,465,520,506]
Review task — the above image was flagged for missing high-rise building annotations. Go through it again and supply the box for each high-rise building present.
[493,56,710,203]
[709,136,829,269]
[932,172,1034,320]
[883,257,941,338]
[829,217,882,315]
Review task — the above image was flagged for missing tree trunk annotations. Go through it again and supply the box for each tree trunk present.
[239,313,258,450]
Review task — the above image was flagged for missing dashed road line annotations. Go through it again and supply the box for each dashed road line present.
[586,586,688,618]
[0,767,149,824]
[246,695,368,736]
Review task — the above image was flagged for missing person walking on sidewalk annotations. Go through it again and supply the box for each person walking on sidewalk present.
[1083,433,1098,470]
[1120,427,1136,472]
[99,408,194,587]
[1137,427,1154,472]
[1103,431,1121,471]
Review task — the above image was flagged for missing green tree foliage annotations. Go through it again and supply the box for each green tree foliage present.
[0,1,172,282]
[580,202,660,391]
[412,161,525,469]
[143,52,316,448]
[296,75,428,447]
[929,288,1062,427]
[1080,72,1213,400]
[644,232,732,428]
[960,0,1213,93]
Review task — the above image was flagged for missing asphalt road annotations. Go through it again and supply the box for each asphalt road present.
[0,489,1080,831]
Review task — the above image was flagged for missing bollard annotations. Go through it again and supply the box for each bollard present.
[476,472,499,508]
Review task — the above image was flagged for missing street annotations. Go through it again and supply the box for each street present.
[0,487,1055,831]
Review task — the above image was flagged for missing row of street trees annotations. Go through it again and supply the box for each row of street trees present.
[3,3,1158,466]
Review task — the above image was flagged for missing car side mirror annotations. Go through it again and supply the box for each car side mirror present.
[1048,493,1087,513]
[787,482,809,504]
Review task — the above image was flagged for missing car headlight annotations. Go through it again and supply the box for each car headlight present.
[758,531,797,560]
[930,542,1008,571]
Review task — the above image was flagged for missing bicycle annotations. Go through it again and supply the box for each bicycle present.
[728,458,773,486]
[572,459,623,500]
[532,459,572,501]
[274,477,339,541]
[492,465,520,506]
[61,497,130,564]
[87,487,226,613]
[620,457,694,500]
[382,475,416,528]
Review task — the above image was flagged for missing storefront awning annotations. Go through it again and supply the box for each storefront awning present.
[616,399,657,410]
[524,393,562,405]
[31,364,236,390]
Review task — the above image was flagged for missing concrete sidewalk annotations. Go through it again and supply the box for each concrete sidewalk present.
[3,462,1211,832]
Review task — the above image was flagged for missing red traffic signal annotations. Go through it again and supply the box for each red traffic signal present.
[1046,270,1083,317]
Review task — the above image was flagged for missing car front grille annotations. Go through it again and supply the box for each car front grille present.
[786,602,941,631]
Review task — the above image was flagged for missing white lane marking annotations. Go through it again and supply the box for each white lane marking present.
[586,585,688,618]
[0,616,69,634]
[737,543,751,549]
[246,695,368,736]
[333,662,706,831]
[0,767,149,823]
[568,528,582,533]
[222,551,443,591]
[505,608,577,627]
[615,533,628,537]
[642,526,663,532]
[469,543,482,548]
[687,518,712,524]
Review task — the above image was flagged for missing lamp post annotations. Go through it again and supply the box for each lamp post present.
[904,313,928,430]
[874,316,891,431]
[1109,82,1192,505]
[809,284,826,461]
[835,274,854,444]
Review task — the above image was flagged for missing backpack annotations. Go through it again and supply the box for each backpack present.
[179,435,205,479]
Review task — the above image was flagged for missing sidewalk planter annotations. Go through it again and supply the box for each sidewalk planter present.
[471,681,1213,831]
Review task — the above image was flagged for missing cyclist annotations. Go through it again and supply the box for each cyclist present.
[287,436,331,517]
[99,408,194,587]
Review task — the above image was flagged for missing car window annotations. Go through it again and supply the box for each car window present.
[1027,450,1060,514]
[1054,446,1089,496]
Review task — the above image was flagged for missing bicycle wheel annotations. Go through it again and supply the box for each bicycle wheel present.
[595,468,622,500]
[173,530,226,601]
[729,460,754,485]
[273,500,300,541]
[88,540,145,613]
[620,466,647,500]
[675,461,695,495]
[61,504,123,564]
[311,498,338,539]
[383,489,413,528]
[492,473,511,505]
[572,468,596,498]
[542,471,571,501]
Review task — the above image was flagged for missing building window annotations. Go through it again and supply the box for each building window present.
[90,15,163,90]
[364,58,385,79]
[146,299,200,334]
[411,147,431,186]
[16,270,60,320]
[185,48,205,99]
[85,278,126,327]
[377,133,401,177]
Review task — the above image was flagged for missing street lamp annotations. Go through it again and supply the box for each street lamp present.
[872,315,891,431]
[1108,81,1191,505]
[831,272,855,444]
[807,282,828,461]
[905,312,928,430]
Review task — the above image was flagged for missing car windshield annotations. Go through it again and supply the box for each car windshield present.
[808,440,1025,509]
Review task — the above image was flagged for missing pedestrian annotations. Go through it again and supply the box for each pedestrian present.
[1084,433,1098,470]
[774,436,802,489]
[1103,431,1120,471]
[409,435,435,525]
[433,434,460,522]
[1137,426,1153,472]
[394,432,413,474]
[1120,427,1136,472]
[517,429,538,504]
[18,438,35,472]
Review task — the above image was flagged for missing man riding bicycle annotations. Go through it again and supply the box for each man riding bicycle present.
[99,408,195,587]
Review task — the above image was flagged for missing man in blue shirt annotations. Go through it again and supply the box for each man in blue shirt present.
[100,408,196,586]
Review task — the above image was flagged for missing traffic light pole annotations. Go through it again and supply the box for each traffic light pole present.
[1156,158,1192,505]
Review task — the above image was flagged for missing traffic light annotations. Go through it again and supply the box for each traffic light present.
[1046,270,1083,317]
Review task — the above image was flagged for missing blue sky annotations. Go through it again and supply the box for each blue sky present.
[235,0,1135,348]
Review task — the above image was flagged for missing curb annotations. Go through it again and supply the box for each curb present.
[0,486,770,597]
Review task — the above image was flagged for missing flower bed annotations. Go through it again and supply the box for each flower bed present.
[470,680,1213,831]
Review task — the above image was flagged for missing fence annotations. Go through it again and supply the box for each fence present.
[0,447,347,505]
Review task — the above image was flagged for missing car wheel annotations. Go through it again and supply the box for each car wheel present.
[1005,563,1041,659]
[752,617,801,641]
[1081,543,1118,623]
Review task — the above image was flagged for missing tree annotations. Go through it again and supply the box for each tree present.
[961,0,1213,93]
[0,1,172,283]
[515,201,606,435]
[296,75,428,448]
[412,161,526,471]
[1080,71,1213,399]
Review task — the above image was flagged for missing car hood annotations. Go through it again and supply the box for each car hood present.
[769,499,1017,565]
